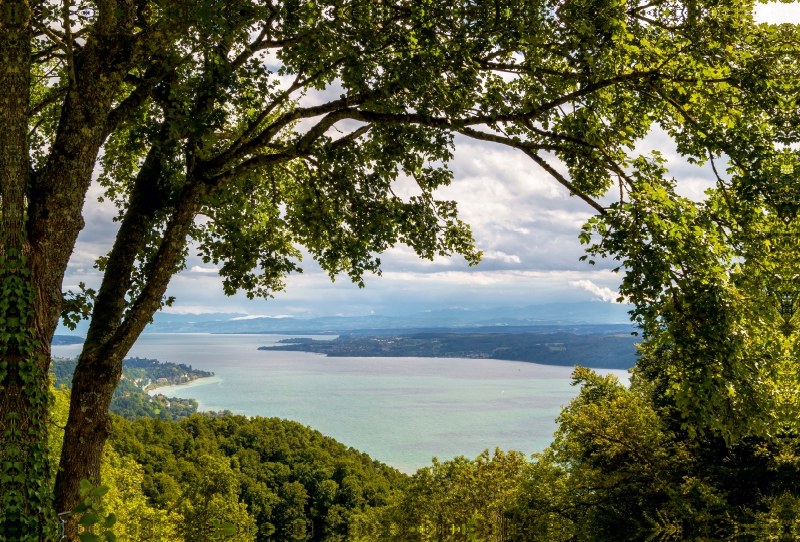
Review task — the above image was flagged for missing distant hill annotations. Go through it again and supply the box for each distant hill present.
[262,331,639,369]
[52,335,84,345]
[53,302,633,336]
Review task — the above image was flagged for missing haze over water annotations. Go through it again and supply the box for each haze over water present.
[53,333,628,473]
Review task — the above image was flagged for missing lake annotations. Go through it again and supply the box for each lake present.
[52,333,629,473]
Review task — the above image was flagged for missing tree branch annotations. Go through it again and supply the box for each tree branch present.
[457,127,607,215]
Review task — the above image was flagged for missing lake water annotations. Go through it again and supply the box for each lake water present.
[52,333,629,473]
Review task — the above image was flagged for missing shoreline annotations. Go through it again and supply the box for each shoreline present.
[146,375,222,396]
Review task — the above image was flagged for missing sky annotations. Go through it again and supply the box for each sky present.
[59,2,800,320]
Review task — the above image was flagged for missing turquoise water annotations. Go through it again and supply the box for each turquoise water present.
[52,333,628,473]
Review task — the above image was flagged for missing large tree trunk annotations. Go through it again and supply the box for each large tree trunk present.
[0,0,54,539]
[55,179,204,536]
[52,133,169,512]
[22,34,146,539]
[28,30,136,352]
[0,18,184,538]
[0,1,209,536]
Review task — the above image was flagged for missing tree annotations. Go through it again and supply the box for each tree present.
[513,369,725,540]
[368,449,528,542]
[0,0,764,538]
[100,446,183,542]
[178,454,257,542]
[504,16,800,538]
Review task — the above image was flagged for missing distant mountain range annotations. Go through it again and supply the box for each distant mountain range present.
[55,302,634,337]
[137,302,633,334]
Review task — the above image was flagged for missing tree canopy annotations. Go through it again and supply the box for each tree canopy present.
[1,0,797,539]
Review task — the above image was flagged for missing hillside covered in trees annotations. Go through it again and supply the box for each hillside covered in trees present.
[51,365,792,541]
[109,414,407,541]
[48,386,409,542]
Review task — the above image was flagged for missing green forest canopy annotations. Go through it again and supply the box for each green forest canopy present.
[48,387,409,542]
[51,365,798,541]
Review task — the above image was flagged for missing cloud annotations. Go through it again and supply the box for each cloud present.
[753,2,800,25]
[190,266,221,273]
[482,251,521,264]
[146,265,628,319]
[61,91,718,318]
[569,280,622,303]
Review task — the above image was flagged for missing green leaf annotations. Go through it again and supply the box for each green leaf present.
[90,485,109,497]
[78,513,99,526]
[79,479,92,496]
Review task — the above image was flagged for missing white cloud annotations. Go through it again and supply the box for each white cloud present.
[479,251,521,264]
[753,2,800,25]
[190,265,220,273]
[569,280,623,303]
[62,88,716,318]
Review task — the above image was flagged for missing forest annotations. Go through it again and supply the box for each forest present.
[49,367,789,541]
[48,387,408,542]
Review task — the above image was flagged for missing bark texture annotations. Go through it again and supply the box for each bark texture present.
[24,14,191,528]
[53,133,183,513]
[55,177,204,533]
[0,0,51,539]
